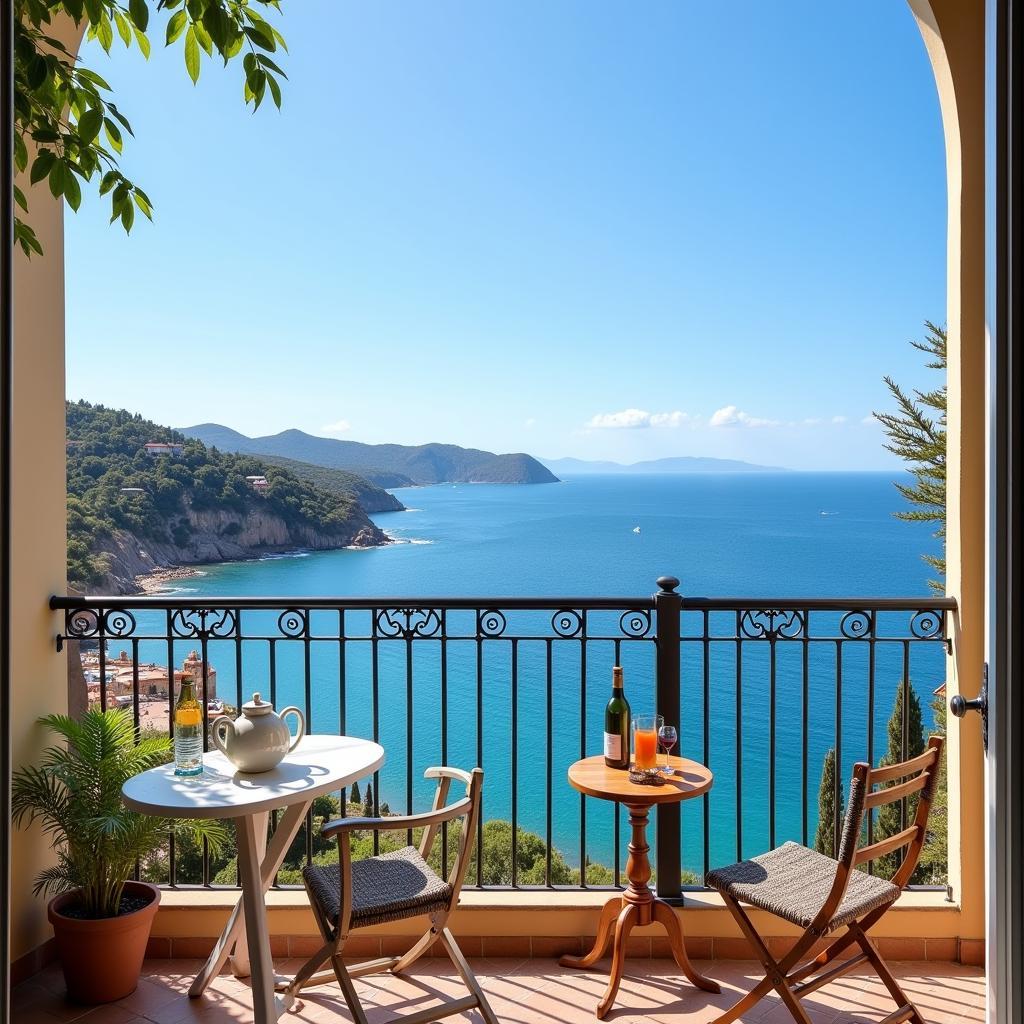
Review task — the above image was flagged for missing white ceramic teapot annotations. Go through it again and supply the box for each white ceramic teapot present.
[211,693,305,773]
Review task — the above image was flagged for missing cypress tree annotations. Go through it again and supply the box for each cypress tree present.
[363,782,374,818]
[874,682,925,879]
[350,780,361,807]
[814,748,844,859]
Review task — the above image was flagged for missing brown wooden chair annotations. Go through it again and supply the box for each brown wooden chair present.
[281,766,497,1024]
[705,736,943,1024]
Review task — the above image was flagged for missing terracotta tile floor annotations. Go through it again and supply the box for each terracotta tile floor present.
[13,957,985,1024]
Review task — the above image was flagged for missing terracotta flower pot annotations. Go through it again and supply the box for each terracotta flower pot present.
[47,880,161,1004]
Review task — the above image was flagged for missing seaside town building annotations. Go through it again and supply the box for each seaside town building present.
[81,648,218,708]
[144,441,184,457]
[245,474,270,493]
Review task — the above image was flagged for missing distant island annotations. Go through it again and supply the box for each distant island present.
[540,455,787,475]
[67,402,395,594]
[180,423,559,485]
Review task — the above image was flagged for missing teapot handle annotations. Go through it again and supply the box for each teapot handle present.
[280,706,305,752]
[211,715,233,758]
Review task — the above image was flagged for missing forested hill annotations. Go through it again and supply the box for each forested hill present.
[66,402,389,593]
[255,455,404,513]
[180,424,560,485]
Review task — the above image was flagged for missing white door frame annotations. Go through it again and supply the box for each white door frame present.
[983,1,1022,1021]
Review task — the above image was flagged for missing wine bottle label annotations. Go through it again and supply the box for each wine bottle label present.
[604,732,621,760]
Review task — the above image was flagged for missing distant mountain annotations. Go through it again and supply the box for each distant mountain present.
[180,424,560,485]
[541,455,786,474]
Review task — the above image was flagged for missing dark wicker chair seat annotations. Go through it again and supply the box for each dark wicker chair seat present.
[706,841,900,936]
[303,845,453,931]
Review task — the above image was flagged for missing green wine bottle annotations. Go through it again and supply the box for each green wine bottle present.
[603,666,630,769]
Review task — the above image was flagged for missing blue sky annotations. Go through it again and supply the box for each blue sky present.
[65,1,947,470]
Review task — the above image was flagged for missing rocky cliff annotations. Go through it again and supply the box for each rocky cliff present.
[95,504,387,594]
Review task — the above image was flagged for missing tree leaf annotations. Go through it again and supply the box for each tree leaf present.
[120,199,135,233]
[166,9,187,44]
[47,161,65,200]
[133,24,151,58]
[13,184,27,212]
[133,192,154,220]
[129,0,149,32]
[114,10,132,47]
[30,151,56,184]
[64,170,82,212]
[77,108,103,145]
[104,118,123,154]
[184,26,200,83]
[98,170,119,195]
[267,73,281,110]
[27,54,49,90]
[242,24,275,52]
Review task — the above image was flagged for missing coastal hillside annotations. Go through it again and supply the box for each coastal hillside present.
[254,455,405,512]
[541,455,785,474]
[180,424,559,485]
[67,402,389,594]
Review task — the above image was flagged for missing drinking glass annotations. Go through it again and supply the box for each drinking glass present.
[632,714,662,773]
[658,724,678,773]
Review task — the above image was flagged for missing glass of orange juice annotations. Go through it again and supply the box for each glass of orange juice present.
[632,715,662,774]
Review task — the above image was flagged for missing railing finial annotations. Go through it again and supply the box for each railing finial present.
[656,575,680,594]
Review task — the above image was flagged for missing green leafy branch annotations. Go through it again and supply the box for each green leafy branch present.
[873,322,947,591]
[13,0,287,257]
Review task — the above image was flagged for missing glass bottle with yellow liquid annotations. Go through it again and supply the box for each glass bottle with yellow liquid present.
[174,674,204,777]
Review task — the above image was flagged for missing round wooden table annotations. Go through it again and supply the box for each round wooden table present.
[559,755,720,1018]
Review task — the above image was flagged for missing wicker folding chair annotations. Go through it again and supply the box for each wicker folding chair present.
[281,766,497,1024]
[705,736,943,1024]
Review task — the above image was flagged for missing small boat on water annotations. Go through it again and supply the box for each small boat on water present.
[632,526,641,534]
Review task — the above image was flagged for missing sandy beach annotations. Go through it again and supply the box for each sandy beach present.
[135,565,206,594]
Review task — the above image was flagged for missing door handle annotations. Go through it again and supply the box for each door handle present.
[950,663,988,752]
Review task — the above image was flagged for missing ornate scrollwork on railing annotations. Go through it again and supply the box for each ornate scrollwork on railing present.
[619,609,652,639]
[170,608,238,640]
[278,608,309,638]
[477,609,507,638]
[910,609,945,640]
[840,610,873,639]
[65,607,101,640]
[103,609,138,638]
[739,609,806,641]
[375,607,442,639]
[552,609,584,639]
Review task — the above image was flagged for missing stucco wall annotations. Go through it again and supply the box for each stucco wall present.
[907,0,987,945]
[8,15,83,965]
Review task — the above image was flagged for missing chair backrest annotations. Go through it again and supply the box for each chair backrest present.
[418,766,484,898]
[813,736,943,931]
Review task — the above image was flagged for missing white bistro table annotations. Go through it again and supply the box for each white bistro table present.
[122,734,384,1023]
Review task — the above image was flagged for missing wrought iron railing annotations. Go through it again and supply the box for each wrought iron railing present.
[50,580,955,897]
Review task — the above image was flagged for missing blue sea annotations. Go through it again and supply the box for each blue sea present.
[136,473,946,879]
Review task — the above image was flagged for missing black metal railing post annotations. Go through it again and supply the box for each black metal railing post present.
[655,575,682,899]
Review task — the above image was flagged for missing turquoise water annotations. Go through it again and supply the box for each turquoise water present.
[132,473,946,878]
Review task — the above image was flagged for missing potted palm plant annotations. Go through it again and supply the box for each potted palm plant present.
[12,708,226,1004]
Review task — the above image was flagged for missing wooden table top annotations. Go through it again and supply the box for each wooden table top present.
[566,755,713,805]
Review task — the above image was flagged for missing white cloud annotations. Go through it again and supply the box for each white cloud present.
[649,411,693,428]
[861,414,878,426]
[587,408,654,429]
[831,415,848,425]
[321,419,352,435]
[586,408,693,430]
[709,405,779,428]
[524,417,537,429]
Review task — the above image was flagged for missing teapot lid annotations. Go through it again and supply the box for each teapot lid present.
[242,692,274,716]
